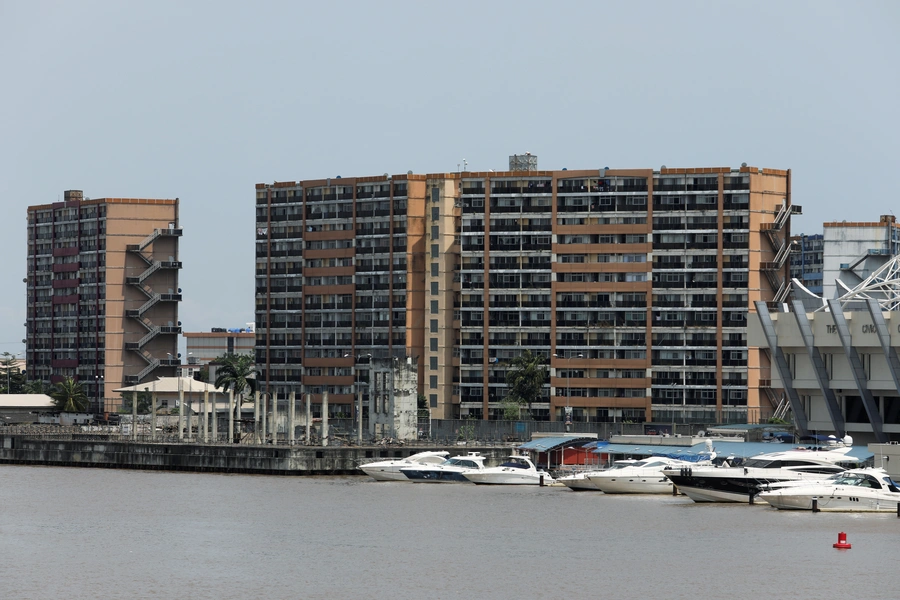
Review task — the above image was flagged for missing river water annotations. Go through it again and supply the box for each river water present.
[1,465,897,600]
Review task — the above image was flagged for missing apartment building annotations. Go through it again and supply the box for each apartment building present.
[26,190,182,410]
[255,161,794,424]
[790,233,824,295]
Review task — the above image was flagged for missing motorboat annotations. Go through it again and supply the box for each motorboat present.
[588,457,703,494]
[462,455,554,485]
[359,450,450,482]
[557,460,640,491]
[400,452,487,483]
[663,441,862,503]
[759,468,900,512]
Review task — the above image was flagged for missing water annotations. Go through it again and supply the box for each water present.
[1,465,897,600]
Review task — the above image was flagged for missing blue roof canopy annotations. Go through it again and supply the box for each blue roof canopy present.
[518,436,597,453]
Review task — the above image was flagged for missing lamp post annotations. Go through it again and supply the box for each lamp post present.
[345,352,372,444]
[553,352,583,431]
[94,373,104,414]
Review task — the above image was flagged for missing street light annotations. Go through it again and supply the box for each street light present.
[95,373,104,413]
[553,352,583,430]
[345,352,372,443]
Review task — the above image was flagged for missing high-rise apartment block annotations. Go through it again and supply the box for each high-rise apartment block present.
[255,161,795,424]
[26,190,182,410]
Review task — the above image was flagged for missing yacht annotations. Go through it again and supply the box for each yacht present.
[400,452,487,483]
[359,451,450,482]
[462,455,554,485]
[759,469,900,512]
[557,460,640,491]
[663,443,861,503]
[587,457,701,494]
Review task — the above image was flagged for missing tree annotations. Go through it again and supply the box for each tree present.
[50,377,89,413]
[213,353,258,443]
[119,390,152,414]
[504,349,547,419]
[22,380,47,394]
[1,352,24,394]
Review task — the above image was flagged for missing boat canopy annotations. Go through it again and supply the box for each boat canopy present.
[518,436,598,453]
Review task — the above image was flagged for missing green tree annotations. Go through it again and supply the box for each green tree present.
[50,377,89,412]
[504,349,547,419]
[213,353,258,443]
[22,380,47,394]
[119,390,153,414]
[1,352,24,394]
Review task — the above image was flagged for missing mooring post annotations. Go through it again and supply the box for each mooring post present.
[812,497,819,513]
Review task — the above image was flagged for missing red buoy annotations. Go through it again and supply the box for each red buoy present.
[833,532,852,550]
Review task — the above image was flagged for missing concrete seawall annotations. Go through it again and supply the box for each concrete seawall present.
[0,435,513,475]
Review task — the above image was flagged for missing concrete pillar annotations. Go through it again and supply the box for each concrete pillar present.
[357,381,363,445]
[271,391,278,445]
[178,382,185,441]
[322,391,329,447]
[261,392,267,443]
[132,390,138,441]
[151,392,157,442]
[203,389,209,443]
[228,389,234,444]
[254,390,261,444]
[288,391,295,444]
[305,393,311,445]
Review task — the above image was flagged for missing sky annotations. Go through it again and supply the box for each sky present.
[1,0,898,356]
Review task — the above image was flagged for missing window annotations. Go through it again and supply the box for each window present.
[431,282,438,295]
[431,263,438,277]
[430,375,438,389]
[430,319,438,333]
[429,394,438,408]
[431,244,439,258]
[430,338,438,352]
[430,356,438,370]
[432,207,439,221]
[431,226,439,239]
[430,300,438,314]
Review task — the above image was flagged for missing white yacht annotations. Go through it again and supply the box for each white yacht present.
[663,442,861,503]
[587,457,700,494]
[759,469,900,512]
[400,452,487,483]
[462,455,554,485]
[359,450,450,482]
[557,460,639,491]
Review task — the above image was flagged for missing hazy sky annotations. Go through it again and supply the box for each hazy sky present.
[1,0,898,356]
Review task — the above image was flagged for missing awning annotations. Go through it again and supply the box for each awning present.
[518,436,597,453]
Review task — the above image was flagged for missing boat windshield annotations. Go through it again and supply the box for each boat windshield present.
[609,461,643,470]
[832,473,882,488]
[446,458,480,468]
[498,458,530,469]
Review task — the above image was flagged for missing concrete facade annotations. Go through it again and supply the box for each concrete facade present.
[26,191,181,411]
[255,164,793,426]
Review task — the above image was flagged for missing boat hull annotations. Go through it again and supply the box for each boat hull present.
[760,489,900,512]
[559,474,603,491]
[591,476,674,494]
[401,469,471,483]
[464,472,548,485]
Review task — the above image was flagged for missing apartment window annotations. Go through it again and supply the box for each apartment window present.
[432,207,439,221]
[430,375,438,389]
[430,356,438,370]
[431,263,439,277]
[431,282,439,295]
[431,226,439,239]
[429,394,438,408]
[431,188,439,203]
[430,300,438,314]
[430,319,438,333]
[430,338,438,352]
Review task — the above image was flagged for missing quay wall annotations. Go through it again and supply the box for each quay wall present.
[0,435,512,475]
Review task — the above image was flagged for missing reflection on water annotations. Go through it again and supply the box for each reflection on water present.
[1,465,897,600]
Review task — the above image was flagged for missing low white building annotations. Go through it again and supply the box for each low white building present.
[0,394,55,424]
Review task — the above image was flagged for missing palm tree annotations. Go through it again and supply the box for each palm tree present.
[504,349,548,419]
[22,380,47,394]
[50,377,89,413]
[214,353,258,443]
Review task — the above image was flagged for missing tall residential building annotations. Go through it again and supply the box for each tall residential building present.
[255,161,794,424]
[790,234,824,295]
[26,190,182,410]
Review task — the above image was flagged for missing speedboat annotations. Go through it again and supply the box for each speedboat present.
[400,452,487,483]
[557,460,639,491]
[462,454,554,485]
[588,457,701,494]
[359,450,450,481]
[759,469,900,512]
[663,442,861,503]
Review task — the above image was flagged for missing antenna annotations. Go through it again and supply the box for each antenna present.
[463,159,467,171]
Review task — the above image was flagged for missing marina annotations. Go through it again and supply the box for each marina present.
[2,464,899,600]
